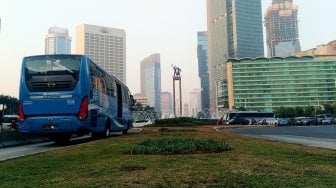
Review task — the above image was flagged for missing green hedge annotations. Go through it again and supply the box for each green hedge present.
[128,137,231,155]
[151,117,216,126]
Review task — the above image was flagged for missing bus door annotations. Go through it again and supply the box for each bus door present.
[116,83,122,119]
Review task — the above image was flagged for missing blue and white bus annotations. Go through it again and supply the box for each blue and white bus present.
[18,54,134,144]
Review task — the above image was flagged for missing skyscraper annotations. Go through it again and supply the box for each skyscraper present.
[45,27,71,54]
[264,0,301,57]
[161,92,173,118]
[76,24,126,83]
[183,103,190,117]
[140,54,161,113]
[197,31,210,111]
[189,89,202,117]
[207,0,264,110]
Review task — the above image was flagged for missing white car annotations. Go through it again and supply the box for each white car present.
[1,115,19,131]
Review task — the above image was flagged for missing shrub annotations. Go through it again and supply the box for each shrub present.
[128,137,231,155]
[152,117,216,126]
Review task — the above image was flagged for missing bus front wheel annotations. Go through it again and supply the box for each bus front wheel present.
[104,124,110,137]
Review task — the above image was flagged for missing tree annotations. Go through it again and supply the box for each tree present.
[236,107,246,111]
[304,105,315,117]
[275,106,286,118]
[0,95,18,115]
[286,107,295,118]
[323,103,334,115]
[294,106,304,117]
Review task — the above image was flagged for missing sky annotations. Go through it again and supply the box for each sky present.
[1,0,336,104]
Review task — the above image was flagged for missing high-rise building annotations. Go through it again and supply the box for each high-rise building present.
[207,0,264,110]
[183,103,190,117]
[76,24,126,83]
[226,56,336,112]
[197,31,210,111]
[161,92,173,118]
[264,0,301,57]
[45,27,71,54]
[189,89,202,117]
[140,54,161,113]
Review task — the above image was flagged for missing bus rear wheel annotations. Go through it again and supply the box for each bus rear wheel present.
[52,134,71,145]
[122,124,129,134]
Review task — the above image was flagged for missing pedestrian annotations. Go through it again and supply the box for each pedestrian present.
[217,117,224,125]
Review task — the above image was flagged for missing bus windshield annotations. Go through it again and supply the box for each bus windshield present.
[24,56,81,92]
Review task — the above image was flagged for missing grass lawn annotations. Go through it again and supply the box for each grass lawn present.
[1,126,336,187]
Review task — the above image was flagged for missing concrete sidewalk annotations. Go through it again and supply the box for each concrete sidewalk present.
[0,132,47,148]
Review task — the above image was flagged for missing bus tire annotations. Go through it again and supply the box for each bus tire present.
[104,120,110,137]
[52,134,71,145]
[122,124,129,134]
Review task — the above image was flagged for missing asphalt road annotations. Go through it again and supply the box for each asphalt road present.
[226,125,336,150]
[0,141,60,162]
[0,128,142,162]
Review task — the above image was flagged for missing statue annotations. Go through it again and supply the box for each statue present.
[172,64,181,77]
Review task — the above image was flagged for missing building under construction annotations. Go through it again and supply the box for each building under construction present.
[264,0,301,57]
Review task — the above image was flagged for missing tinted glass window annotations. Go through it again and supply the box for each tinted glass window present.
[25,56,80,78]
[25,55,81,92]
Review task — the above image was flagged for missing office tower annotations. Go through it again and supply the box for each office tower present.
[45,27,71,54]
[197,31,210,111]
[189,89,202,117]
[207,0,264,110]
[161,92,173,118]
[265,0,301,57]
[183,103,190,117]
[140,54,161,113]
[76,24,126,83]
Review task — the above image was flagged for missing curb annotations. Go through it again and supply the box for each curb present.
[0,132,47,148]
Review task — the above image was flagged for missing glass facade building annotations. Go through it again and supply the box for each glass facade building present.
[140,54,161,113]
[161,92,172,118]
[45,27,71,55]
[226,56,336,112]
[207,0,264,110]
[197,31,210,110]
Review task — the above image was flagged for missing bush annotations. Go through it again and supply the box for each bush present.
[152,117,216,126]
[128,137,231,155]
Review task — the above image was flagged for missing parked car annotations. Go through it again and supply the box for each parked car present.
[319,114,333,125]
[265,118,278,126]
[256,118,267,125]
[277,118,289,126]
[295,117,318,126]
[1,115,19,131]
[287,118,298,126]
